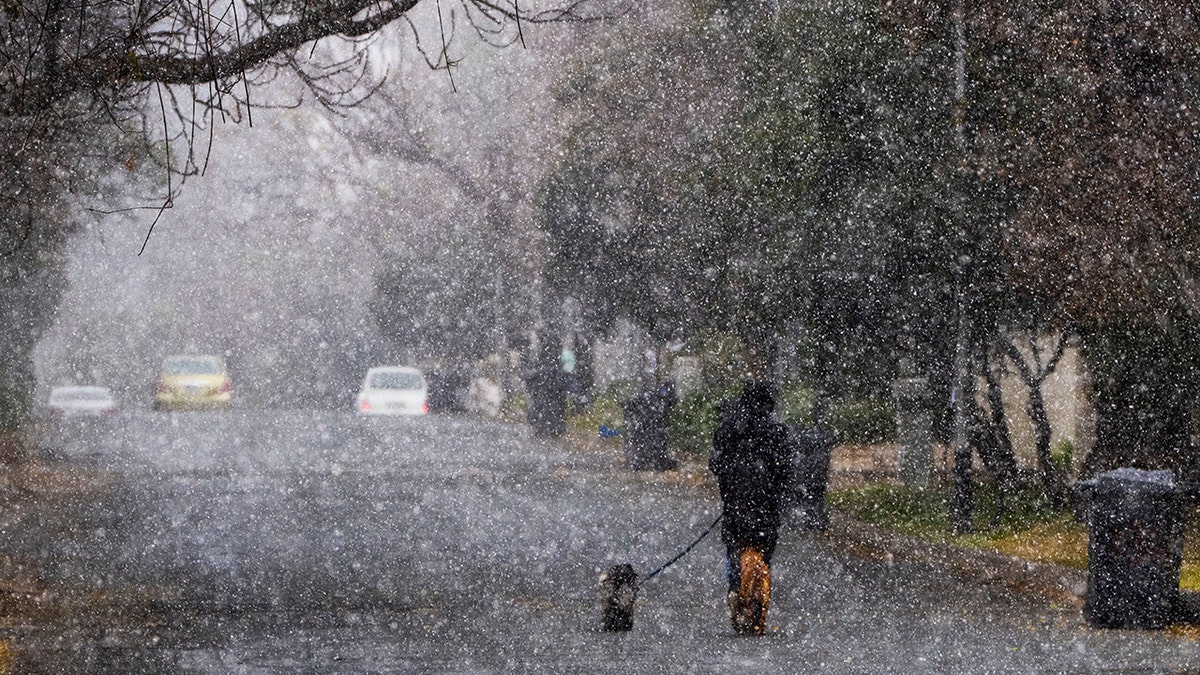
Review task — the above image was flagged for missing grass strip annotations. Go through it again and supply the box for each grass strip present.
[830,482,1200,591]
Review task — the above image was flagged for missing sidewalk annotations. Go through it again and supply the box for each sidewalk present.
[821,443,1200,627]
[603,436,1089,603]
[821,443,1088,606]
[631,437,1200,625]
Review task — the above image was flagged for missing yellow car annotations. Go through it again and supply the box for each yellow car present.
[154,355,232,410]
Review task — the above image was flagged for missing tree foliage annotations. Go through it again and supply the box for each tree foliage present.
[370,248,503,364]
[539,0,968,391]
[537,1,742,343]
[541,0,1200,478]
[966,1,1200,475]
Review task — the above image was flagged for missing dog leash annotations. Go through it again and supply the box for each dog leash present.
[641,511,724,584]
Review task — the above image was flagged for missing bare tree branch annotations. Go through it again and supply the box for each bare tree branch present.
[1,0,613,232]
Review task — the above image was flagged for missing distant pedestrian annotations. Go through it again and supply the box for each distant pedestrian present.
[709,381,793,635]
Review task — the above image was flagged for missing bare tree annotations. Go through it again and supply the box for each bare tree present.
[340,87,543,373]
[3,0,607,217]
[0,0,608,436]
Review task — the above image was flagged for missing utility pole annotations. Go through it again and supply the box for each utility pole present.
[950,0,974,536]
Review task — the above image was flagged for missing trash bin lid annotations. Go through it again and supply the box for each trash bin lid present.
[1092,467,1175,495]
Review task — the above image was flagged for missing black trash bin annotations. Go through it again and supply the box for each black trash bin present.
[1079,468,1185,629]
[787,427,835,531]
[621,388,677,472]
[525,366,567,438]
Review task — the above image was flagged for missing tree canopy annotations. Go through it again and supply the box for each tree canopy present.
[539,0,1200,477]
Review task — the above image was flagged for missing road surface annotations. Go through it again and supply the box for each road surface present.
[1,410,1195,672]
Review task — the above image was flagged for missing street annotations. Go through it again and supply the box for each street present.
[0,410,1196,672]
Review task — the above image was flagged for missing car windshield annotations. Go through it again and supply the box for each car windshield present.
[369,371,423,390]
[163,358,223,375]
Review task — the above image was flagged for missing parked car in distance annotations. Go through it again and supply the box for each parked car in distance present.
[357,366,428,416]
[154,354,232,411]
[46,385,118,417]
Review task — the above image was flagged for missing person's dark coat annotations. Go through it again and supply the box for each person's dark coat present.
[709,385,792,554]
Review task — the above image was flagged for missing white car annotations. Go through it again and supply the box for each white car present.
[356,366,429,416]
[46,385,119,416]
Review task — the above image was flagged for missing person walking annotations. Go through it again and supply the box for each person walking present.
[709,381,793,635]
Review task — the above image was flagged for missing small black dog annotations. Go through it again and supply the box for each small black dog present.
[599,564,639,631]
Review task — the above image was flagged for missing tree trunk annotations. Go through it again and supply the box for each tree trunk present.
[1000,332,1069,508]
[949,0,973,536]
[1027,391,1066,509]
[974,353,1020,524]
[951,295,973,535]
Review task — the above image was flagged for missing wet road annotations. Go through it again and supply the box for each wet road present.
[4,410,1199,672]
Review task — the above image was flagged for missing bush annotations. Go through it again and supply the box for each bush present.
[567,382,630,436]
[669,387,736,458]
[666,386,896,456]
[566,381,729,457]
[499,391,528,424]
[778,385,816,426]
[1051,439,1075,477]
